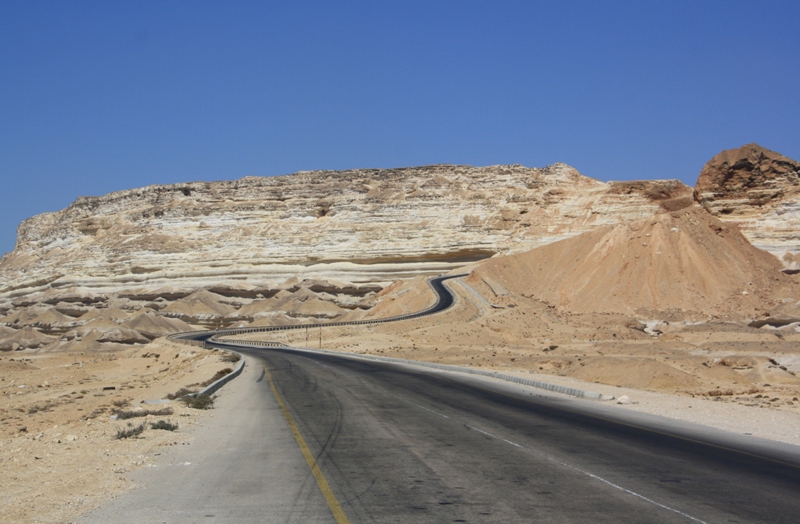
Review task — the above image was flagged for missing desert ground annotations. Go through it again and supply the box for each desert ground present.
[1,145,799,522]
[234,274,800,425]
[0,339,236,523]
[2,270,799,522]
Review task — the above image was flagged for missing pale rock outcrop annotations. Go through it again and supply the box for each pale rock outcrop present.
[0,163,673,307]
[2,154,797,353]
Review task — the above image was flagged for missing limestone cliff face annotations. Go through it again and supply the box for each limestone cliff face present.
[694,144,800,269]
[0,163,673,306]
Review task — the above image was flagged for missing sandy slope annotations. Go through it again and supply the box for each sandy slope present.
[467,205,798,318]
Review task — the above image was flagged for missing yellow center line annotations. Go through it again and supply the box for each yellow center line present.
[263,363,351,524]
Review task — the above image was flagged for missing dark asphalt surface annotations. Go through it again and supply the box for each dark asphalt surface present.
[233,347,800,523]
[142,275,800,523]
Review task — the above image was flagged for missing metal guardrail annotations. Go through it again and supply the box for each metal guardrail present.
[193,352,246,397]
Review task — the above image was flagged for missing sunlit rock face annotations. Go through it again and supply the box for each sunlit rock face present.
[0,163,673,307]
[694,144,800,269]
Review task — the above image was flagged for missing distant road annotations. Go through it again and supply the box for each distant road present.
[176,274,465,346]
[85,276,800,522]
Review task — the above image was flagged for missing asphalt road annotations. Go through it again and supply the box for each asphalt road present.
[239,348,800,523]
[85,345,800,523]
[88,274,800,523]
[175,274,464,346]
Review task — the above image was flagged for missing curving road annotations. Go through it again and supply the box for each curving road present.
[86,276,800,523]
[175,274,465,346]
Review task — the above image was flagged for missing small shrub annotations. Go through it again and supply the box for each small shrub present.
[115,421,146,439]
[181,394,214,410]
[166,387,196,400]
[112,398,131,408]
[707,389,734,397]
[150,420,178,431]
[27,401,59,414]
[115,407,174,420]
[220,352,240,363]
[88,407,107,419]
[199,368,233,387]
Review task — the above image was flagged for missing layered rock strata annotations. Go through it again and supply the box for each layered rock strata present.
[695,144,800,269]
[0,163,674,307]
[3,150,798,353]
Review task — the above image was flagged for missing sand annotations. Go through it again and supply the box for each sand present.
[466,206,799,318]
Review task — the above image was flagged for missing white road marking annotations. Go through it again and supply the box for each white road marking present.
[391,393,707,524]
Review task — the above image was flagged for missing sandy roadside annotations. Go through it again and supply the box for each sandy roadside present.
[476,368,800,447]
[0,339,234,524]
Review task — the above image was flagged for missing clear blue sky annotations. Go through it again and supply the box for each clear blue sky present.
[1,1,798,255]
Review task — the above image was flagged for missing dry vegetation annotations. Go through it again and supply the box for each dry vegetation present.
[0,339,235,523]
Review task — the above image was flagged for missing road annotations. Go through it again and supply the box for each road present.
[250,349,800,523]
[83,276,800,522]
[85,347,800,523]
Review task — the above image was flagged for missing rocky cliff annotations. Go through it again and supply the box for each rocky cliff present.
[0,163,675,308]
[695,144,800,269]
[2,150,799,352]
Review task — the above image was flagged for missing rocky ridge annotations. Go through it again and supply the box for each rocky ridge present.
[0,163,672,307]
[2,148,798,352]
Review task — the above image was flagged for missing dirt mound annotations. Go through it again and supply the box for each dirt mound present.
[73,319,124,335]
[0,308,77,334]
[363,276,437,319]
[249,313,304,327]
[1,308,49,326]
[64,319,149,345]
[78,307,133,322]
[0,326,57,351]
[160,290,234,318]
[237,299,279,318]
[294,298,346,319]
[468,205,799,317]
[28,309,75,326]
[267,288,320,314]
[123,313,195,338]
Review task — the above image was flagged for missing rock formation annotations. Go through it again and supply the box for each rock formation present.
[1,149,797,352]
[0,163,677,308]
[694,144,800,269]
